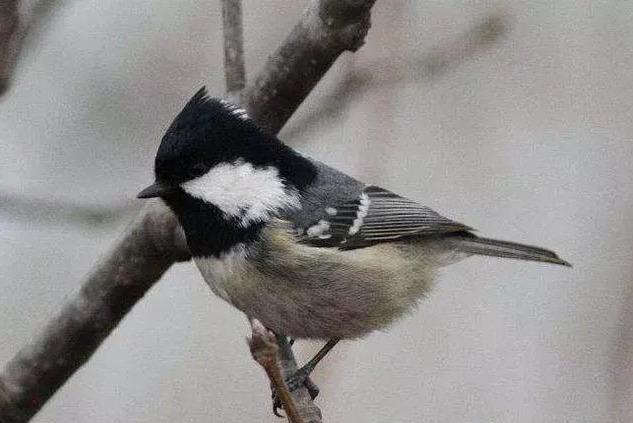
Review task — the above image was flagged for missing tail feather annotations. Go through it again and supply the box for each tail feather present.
[447,236,571,267]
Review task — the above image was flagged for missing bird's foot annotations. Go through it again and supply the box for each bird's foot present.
[271,369,320,417]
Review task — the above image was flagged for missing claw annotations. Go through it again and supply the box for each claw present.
[273,401,284,418]
[268,338,337,416]
[271,387,282,417]
[270,373,319,416]
[304,377,320,400]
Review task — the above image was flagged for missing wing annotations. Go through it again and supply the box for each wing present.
[298,185,472,249]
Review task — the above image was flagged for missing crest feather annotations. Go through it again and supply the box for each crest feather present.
[167,86,251,133]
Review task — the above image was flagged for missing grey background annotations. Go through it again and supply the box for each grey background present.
[1,1,632,422]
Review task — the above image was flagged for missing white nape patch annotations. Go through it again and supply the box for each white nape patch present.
[307,219,330,237]
[218,99,249,121]
[325,207,337,216]
[194,244,248,303]
[181,159,300,226]
[348,193,370,235]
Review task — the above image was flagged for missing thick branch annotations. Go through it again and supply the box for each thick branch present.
[221,0,246,93]
[0,0,378,421]
[0,201,189,422]
[243,0,377,134]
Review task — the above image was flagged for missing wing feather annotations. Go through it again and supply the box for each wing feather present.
[299,185,471,249]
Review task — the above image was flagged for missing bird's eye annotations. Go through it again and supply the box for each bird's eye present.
[191,163,206,177]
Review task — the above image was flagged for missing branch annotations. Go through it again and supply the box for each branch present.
[0,0,62,96]
[0,0,378,421]
[0,1,20,95]
[248,321,308,423]
[0,201,190,422]
[275,336,323,422]
[221,0,246,93]
[243,0,377,134]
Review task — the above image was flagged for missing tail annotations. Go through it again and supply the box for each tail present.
[446,235,571,267]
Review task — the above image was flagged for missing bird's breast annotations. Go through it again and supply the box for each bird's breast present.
[193,246,250,304]
[195,225,445,339]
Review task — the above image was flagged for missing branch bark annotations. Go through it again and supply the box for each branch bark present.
[221,0,246,93]
[248,320,310,423]
[243,0,377,134]
[0,0,378,421]
[275,336,323,423]
[0,201,190,422]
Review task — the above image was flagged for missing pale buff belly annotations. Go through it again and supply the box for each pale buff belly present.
[194,238,441,340]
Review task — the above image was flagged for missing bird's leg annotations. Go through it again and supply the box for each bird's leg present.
[272,338,339,416]
[287,336,318,393]
[285,338,339,391]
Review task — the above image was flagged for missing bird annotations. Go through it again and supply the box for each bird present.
[137,87,569,410]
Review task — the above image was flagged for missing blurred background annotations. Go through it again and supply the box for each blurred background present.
[1,1,632,421]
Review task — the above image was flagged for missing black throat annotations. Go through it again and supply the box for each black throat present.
[165,191,266,258]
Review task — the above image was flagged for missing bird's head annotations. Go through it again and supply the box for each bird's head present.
[137,87,316,227]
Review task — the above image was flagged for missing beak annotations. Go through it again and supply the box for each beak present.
[137,182,173,199]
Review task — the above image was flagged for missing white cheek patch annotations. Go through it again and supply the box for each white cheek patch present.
[181,159,300,226]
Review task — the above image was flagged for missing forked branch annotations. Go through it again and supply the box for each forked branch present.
[0,1,379,421]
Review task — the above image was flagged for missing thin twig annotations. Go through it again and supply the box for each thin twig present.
[276,336,323,423]
[248,320,304,423]
[221,0,246,93]
[0,0,63,96]
[0,1,379,421]
[0,1,20,95]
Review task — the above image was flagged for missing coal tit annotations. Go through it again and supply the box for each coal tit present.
[138,87,569,398]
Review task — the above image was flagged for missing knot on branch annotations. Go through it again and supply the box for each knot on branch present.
[318,0,375,52]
